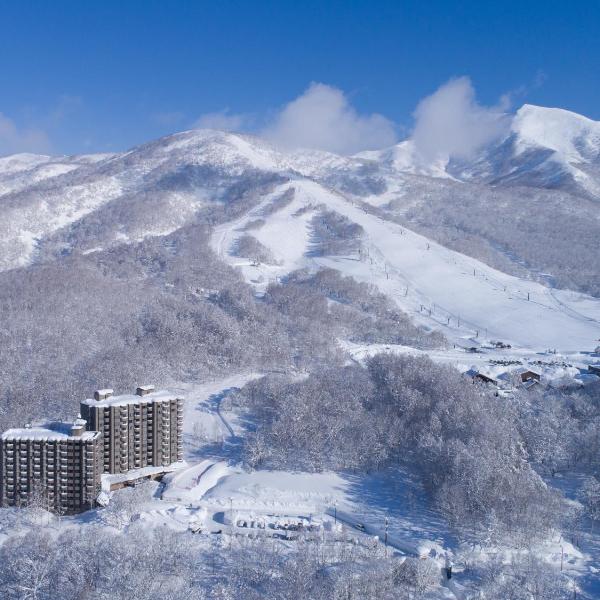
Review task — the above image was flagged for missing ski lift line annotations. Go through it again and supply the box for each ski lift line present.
[361,240,484,332]
[361,236,576,328]
[364,264,486,338]
[547,287,600,325]
[217,182,598,347]
[359,222,525,305]
[300,186,578,324]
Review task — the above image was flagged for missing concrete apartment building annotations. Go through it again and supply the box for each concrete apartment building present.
[0,385,183,513]
[0,418,103,514]
[80,386,184,474]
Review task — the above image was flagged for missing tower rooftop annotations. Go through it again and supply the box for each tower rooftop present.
[2,424,100,442]
[81,389,183,408]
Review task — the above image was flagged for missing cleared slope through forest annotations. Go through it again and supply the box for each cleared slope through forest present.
[212,178,600,352]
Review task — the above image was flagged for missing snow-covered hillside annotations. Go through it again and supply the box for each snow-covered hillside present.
[447,104,600,197]
[1,103,599,270]
[514,104,600,163]
[0,130,290,269]
[1,103,599,353]
[212,178,600,352]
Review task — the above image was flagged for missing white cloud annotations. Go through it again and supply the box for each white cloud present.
[0,113,51,156]
[194,109,248,132]
[262,83,397,155]
[411,77,510,161]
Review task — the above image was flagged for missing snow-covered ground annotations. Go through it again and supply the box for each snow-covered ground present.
[0,371,595,598]
[116,374,466,598]
[339,339,598,387]
[117,376,460,560]
[147,375,600,597]
[211,178,600,354]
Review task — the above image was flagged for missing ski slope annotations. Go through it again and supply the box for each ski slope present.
[212,179,600,352]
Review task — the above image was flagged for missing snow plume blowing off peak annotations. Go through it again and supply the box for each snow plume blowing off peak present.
[262,82,397,155]
[411,77,511,162]
[0,112,51,156]
[194,109,248,132]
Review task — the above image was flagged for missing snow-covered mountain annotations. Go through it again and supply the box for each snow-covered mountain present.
[0,130,291,269]
[2,103,598,270]
[1,102,599,353]
[447,104,600,197]
[2,103,600,600]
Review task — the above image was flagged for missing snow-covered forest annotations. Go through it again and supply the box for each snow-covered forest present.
[0,517,578,599]
[238,356,600,540]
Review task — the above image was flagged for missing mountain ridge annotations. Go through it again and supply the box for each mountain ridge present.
[0,103,598,299]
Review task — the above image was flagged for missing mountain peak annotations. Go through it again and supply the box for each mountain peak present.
[0,153,53,175]
[517,103,597,122]
[513,104,600,162]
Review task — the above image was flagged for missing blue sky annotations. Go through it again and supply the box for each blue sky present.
[0,0,599,156]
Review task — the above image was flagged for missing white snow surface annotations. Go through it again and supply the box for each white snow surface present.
[356,139,452,179]
[1,426,99,442]
[1,373,594,599]
[81,389,182,408]
[513,104,600,163]
[1,102,599,273]
[102,463,186,493]
[212,178,600,353]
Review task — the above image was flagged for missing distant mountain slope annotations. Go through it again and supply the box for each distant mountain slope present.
[1,102,600,432]
[0,103,598,299]
[0,131,289,270]
[0,152,112,197]
[448,104,600,197]
[211,178,600,351]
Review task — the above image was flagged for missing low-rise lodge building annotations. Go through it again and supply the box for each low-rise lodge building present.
[465,369,498,386]
[520,370,541,383]
[80,386,184,474]
[0,419,102,514]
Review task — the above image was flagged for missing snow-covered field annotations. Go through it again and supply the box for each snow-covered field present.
[95,376,468,599]
[140,375,600,596]
[117,376,600,596]
[339,339,600,387]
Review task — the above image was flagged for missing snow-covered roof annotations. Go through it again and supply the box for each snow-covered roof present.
[95,388,114,396]
[81,389,183,408]
[464,368,497,383]
[101,462,186,492]
[1,425,99,442]
[73,415,87,428]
